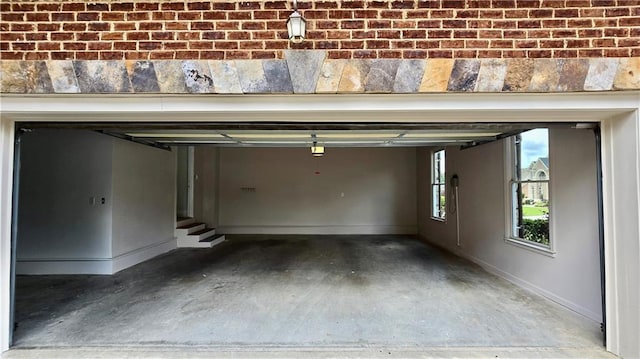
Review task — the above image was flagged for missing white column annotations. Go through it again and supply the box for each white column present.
[601,108,640,358]
[0,117,15,353]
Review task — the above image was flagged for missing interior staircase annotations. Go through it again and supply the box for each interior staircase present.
[176,217,225,248]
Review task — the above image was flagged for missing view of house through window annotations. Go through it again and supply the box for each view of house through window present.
[511,129,550,247]
[432,149,446,220]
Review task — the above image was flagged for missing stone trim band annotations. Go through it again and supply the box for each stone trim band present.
[1,51,639,94]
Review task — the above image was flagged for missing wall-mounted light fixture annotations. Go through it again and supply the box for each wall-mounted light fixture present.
[311,142,324,157]
[287,0,306,43]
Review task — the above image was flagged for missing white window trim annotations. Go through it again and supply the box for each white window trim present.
[431,148,446,222]
[503,136,557,256]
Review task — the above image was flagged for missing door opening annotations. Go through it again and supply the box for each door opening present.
[176,146,194,219]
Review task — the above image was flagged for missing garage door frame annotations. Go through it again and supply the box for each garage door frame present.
[0,92,638,356]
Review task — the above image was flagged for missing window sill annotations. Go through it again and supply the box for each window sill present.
[504,237,556,257]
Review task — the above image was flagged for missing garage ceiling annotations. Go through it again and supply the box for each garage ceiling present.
[19,122,593,149]
[121,129,505,147]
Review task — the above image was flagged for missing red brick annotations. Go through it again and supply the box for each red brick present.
[578,49,603,57]
[251,51,277,59]
[26,13,50,22]
[87,22,110,31]
[51,51,75,60]
[377,30,402,38]
[603,48,630,57]
[189,2,211,10]
[136,3,160,11]
[100,51,125,60]
[454,49,478,58]
[316,1,340,9]
[316,40,339,49]
[353,49,377,58]
[111,3,134,11]
[403,49,428,59]
[379,50,402,58]
[354,10,378,18]
[139,42,162,50]
[226,50,251,59]
[341,20,365,29]
[403,30,427,38]
[161,2,185,11]
[200,50,225,59]
[36,3,61,11]
[38,42,61,51]
[114,42,137,50]
[227,31,251,40]
[164,42,188,50]
[150,51,176,59]
[26,33,48,41]
[527,49,552,58]
[76,32,100,41]
[178,12,203,21]
[466,40,489,48]
[101,32,124,41]
[62,23,86,32]
[366,39,390,48]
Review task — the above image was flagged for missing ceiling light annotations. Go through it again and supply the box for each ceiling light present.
[315,133,400,139]
[227,133,311,139]
[402,132,501,138]
[311,142,324,157]
[125,133,226,138]
[287,0,306,43]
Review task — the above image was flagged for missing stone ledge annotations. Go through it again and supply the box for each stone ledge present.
[1,53,639,94]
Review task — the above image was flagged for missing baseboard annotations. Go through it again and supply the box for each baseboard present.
[418,234,601,323]
[111,237,177,274]
[218,225,418,235]
[16,258,113,275]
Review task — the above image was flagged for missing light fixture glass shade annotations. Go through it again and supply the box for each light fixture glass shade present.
[287,10,306,43]
[311,144,324,157]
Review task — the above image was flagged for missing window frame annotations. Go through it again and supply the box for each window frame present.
[431,148,446,221]
[504,133,556,256]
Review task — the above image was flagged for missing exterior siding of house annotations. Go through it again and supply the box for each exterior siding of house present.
[0,0,639,61]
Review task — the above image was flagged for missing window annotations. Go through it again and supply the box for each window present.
[508,129,551,249]
[431,149,446,220]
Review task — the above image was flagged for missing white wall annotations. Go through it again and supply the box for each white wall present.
[418,129,603,322]
[16,130,113,274]
[15,130,177,274]
[193,146,219,228]
[111,140,176,272]
[218,147,417,234]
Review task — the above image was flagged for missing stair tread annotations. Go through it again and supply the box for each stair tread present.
[190,227,216,236]
[177,222,205,229]
[199,234,225,243]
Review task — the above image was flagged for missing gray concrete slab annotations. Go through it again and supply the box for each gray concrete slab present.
[10,235,606,355]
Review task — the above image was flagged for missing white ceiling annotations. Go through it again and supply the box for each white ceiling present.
[122,129,505,147]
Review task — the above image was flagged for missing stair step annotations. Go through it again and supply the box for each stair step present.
[189,227,217,241]
[200,233,224,243]
[177,234,225,248]
[175,223,205,235]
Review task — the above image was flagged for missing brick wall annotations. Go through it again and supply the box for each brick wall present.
[1,0,638,61]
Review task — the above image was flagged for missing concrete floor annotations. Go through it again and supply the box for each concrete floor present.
[9,235,610,357]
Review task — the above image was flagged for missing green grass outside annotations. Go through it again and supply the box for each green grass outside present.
[523,205,548,217]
